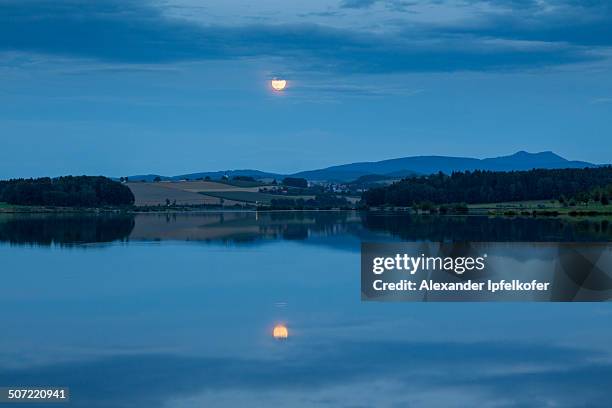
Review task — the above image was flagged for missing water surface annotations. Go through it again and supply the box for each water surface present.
[0,212,611,407]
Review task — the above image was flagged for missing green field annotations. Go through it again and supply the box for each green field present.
[0,202,26,211]
[469,200,561,209]
[468,200,612,215]
[199,191,313,205]
[0,202,98,213]
[216,179,267,188]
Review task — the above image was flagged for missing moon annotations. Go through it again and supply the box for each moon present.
[272,324,289,339]
[271,79,287,91]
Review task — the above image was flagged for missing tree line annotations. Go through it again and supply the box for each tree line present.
[360,213,611,242]
[269,194,350,210]
[0,176,135,207]
[362,166,612,207]
[0,215,135,246]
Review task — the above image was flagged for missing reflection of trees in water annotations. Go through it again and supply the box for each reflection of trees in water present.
[261,211,352,241]
[263,211,610,242]
[0,215,135,246]
[265,211,349,223]
[128,212,353,243]
[361,213,612,242]
[5,211,607,247]
[133,212,610,243]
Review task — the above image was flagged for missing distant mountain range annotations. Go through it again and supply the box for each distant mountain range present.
[127,151,600,183]
[128,170,281,183]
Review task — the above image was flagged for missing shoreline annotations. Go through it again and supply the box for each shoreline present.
[1,204,611,219]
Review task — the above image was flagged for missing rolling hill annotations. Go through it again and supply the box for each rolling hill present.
[126,170,282,183]
[292,151,595,181]
[127,151,598,183]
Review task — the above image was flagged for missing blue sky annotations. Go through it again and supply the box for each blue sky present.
[1,0,611,177]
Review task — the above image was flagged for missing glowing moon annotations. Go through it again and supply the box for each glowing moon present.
[273,324,289,339]
[271,79,287,91]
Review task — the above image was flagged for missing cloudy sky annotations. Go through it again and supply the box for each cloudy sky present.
[1,0,611,177]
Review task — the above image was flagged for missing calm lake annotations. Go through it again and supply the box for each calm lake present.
[1,211,611,407]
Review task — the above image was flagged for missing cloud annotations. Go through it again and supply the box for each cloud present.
[592,97,612,104]
[298,10,343,18]
[0,0,607,74]
[445,0,612,47]
[385,0,418,13]
[339,0,416,12]
[339,0,379,9]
